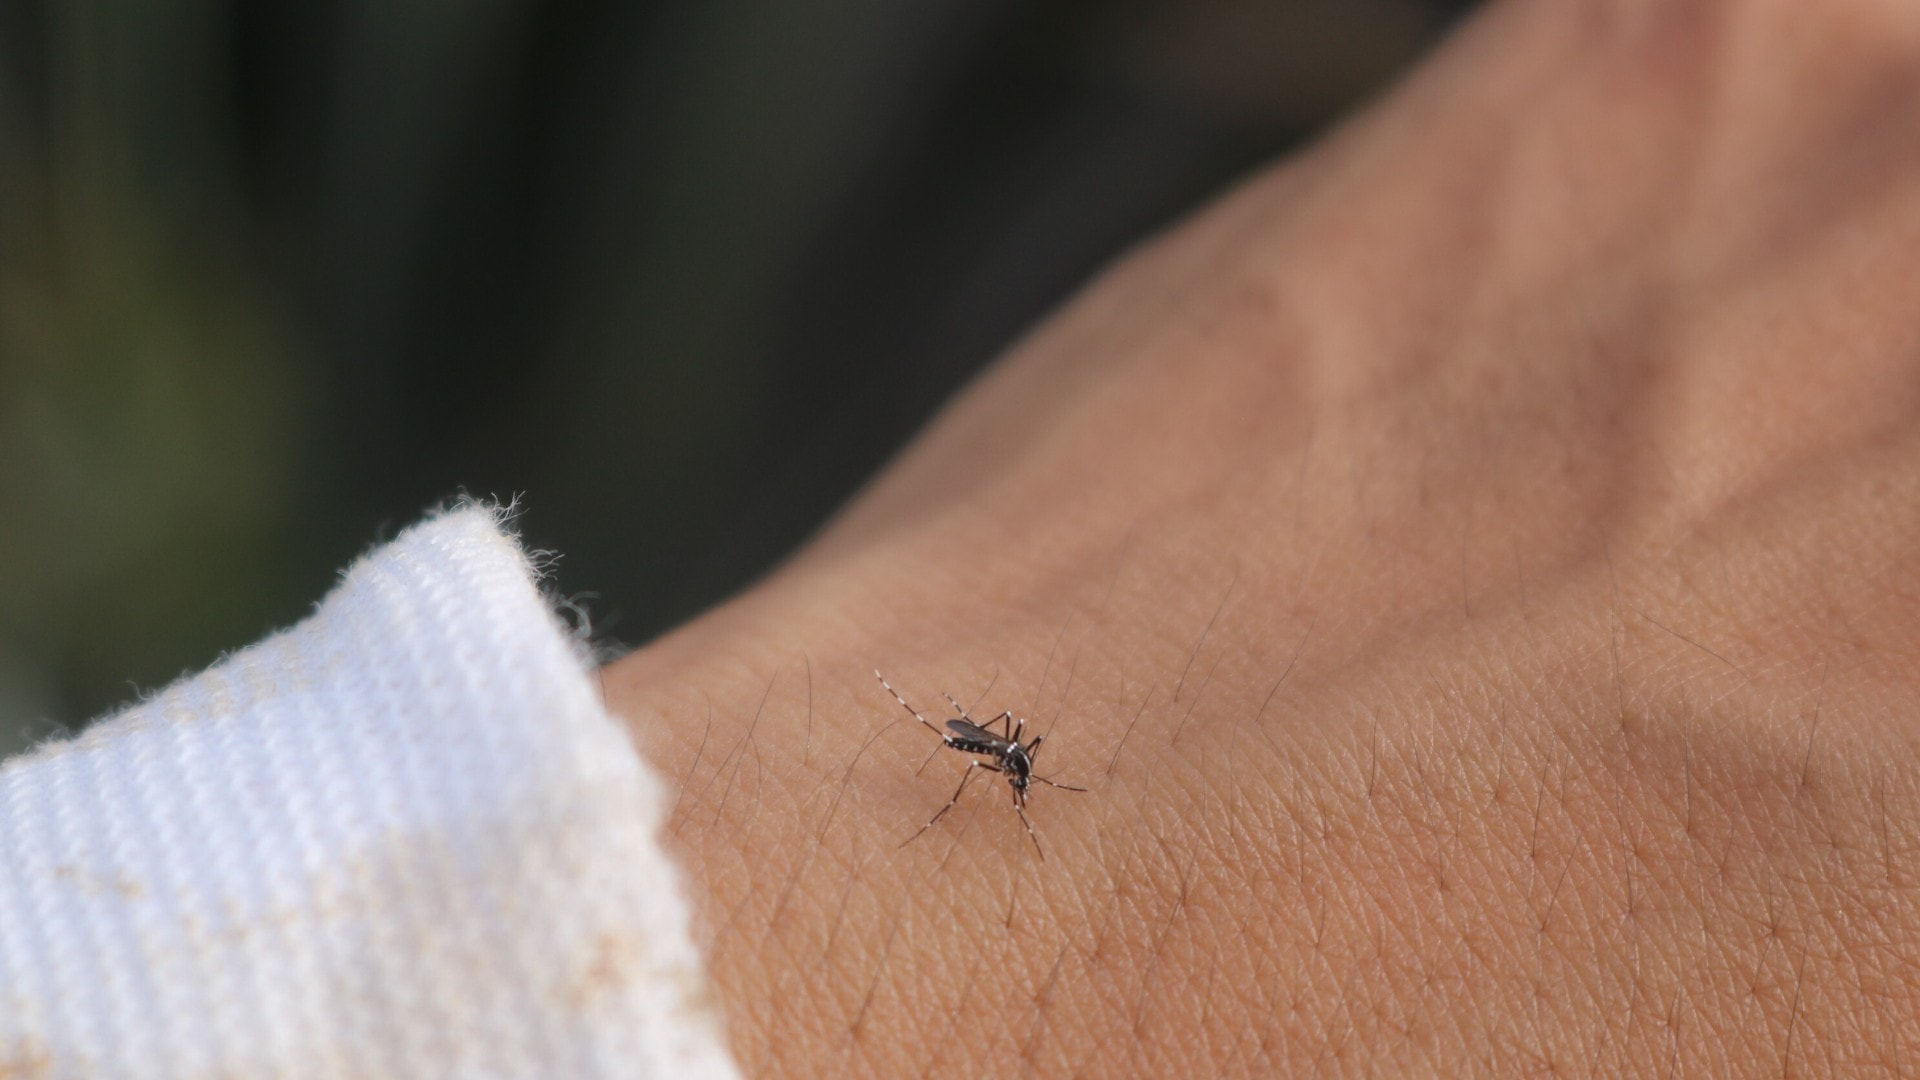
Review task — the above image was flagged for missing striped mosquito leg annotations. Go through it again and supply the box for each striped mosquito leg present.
[1012,788,1045,859]
[982,709,1020,741]
[943,690,1016,737]
[901,760,996,848]
[877,670,949,742]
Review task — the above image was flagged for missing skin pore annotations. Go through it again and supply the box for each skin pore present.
[604,0,1920,1073]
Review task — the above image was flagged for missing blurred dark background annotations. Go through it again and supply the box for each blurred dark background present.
[0,0,1472,756]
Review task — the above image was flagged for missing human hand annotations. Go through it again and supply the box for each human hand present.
[608,0,1920,1072]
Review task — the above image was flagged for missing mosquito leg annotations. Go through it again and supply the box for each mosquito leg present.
[1034,775,1088,792]
[913,740,944,777]
[1013,791,1045,860]
[955,698,1015,741]
[878,670,951,743]
[901,761,996,848]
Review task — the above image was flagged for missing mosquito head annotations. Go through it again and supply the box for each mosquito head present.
[1004,743,1033,785]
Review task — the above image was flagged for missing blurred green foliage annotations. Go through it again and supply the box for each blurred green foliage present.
[1,0,304,747]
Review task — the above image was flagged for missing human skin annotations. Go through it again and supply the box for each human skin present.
[604,0,1920,1073]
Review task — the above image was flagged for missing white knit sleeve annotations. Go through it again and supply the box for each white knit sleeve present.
[0,507,739,1079]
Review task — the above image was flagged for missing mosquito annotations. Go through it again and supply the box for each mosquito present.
[875,669,1087,858]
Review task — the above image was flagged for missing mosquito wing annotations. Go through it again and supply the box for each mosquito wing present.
[945,718,1010,747]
